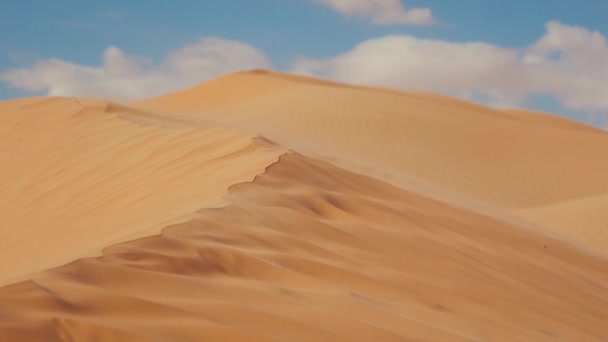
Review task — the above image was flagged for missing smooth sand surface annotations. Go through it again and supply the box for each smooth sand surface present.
[1,70,608,340]
[0,97,282,284]
[138,70,608,248]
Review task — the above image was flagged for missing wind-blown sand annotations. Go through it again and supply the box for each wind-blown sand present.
[1,70,607,340]
[0,97,282,285]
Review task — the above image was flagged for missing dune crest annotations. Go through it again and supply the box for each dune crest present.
[0,96,283,285]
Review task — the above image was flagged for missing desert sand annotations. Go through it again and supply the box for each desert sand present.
[0,70,607,341]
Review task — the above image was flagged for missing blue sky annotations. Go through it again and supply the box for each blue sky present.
[1,0,607,125]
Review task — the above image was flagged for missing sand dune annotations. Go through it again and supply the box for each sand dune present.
[137,70,608,209]
[1,70,608,340]
[501,108,607,134]
[0,96,282,284]
[519,194,608,250]
[137,70,608,246]
[1,153,607,341]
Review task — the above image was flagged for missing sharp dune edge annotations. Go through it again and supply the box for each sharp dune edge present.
[0,70,607,341]
[0,96,284,285]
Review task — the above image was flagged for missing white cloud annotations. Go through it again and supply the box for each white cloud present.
[293,36,524,105]
[0,38,271,101]
[292,21,608,112]
[523,21,608,111]
[314,0,434,25]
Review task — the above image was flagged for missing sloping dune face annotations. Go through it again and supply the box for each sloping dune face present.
[1,153,608,341]
[138,70,608,248]
[1,70,608,341]
[0,97,282,284]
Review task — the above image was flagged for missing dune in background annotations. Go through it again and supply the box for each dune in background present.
[1,70,608,341]
[138,70,608,248]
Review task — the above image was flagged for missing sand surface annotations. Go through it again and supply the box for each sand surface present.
[1,70,607,340]
[0,97,282,284]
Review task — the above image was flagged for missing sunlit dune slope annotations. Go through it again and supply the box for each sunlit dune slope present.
[501,108,606,134]
[519,194,608,250]
[0,97,283,284]
[136,70,608,210]
[136,70,608,249]
[1,153,607,341]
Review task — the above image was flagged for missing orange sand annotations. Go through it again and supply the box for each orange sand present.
[0,70,607,341]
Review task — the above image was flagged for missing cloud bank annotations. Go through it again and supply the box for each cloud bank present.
[293,21,608,112]
[314,0,434,25]
[0,38,270,101]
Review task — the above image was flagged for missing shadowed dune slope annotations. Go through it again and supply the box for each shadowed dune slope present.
[0,97,283,284]
[1,153,607,341]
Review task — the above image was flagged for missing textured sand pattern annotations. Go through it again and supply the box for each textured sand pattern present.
[0,96,282,284]
[1,71,607,340]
